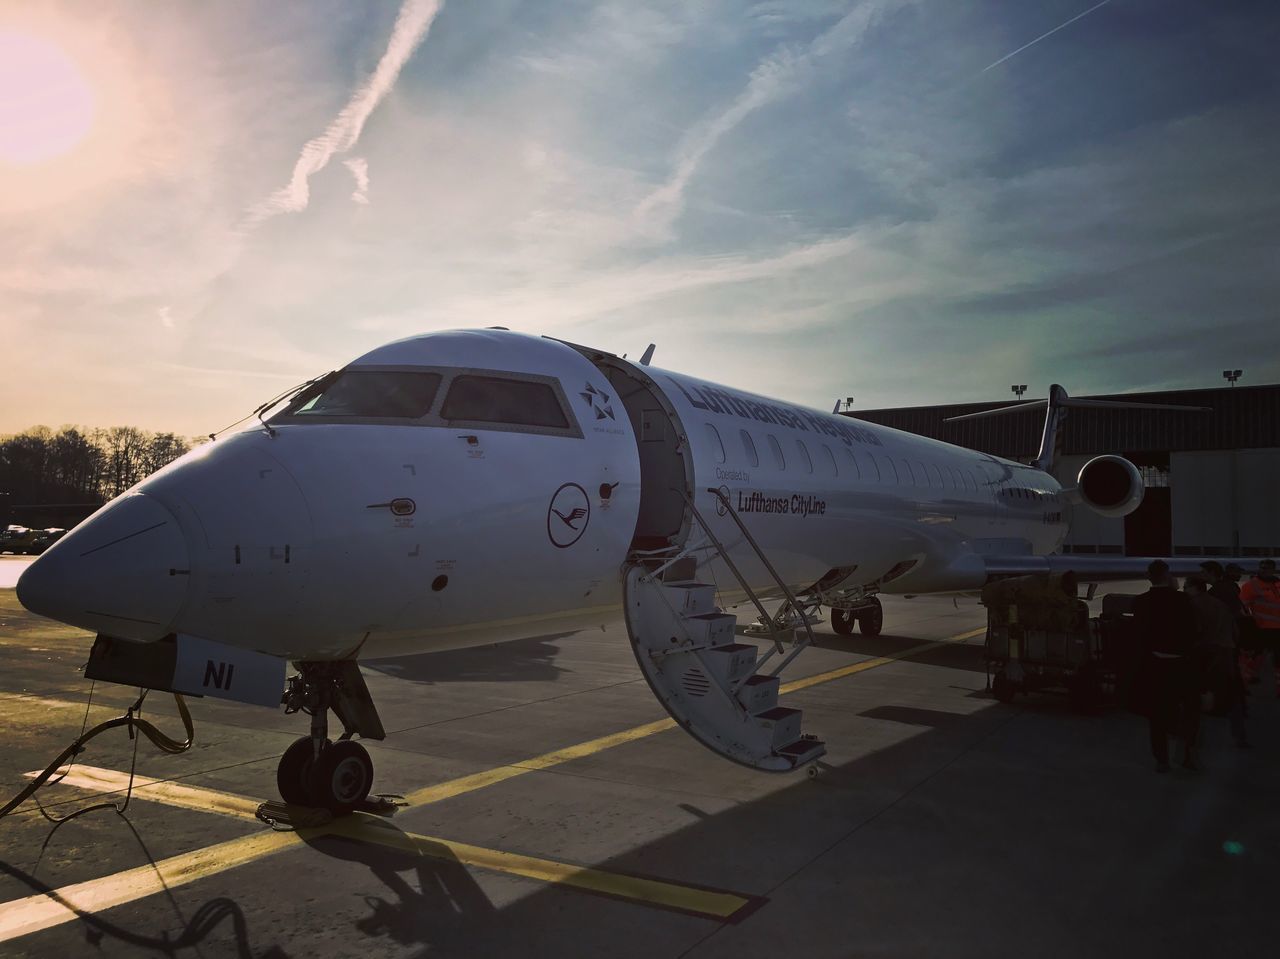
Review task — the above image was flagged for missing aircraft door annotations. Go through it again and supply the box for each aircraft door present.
[603,366,690,550]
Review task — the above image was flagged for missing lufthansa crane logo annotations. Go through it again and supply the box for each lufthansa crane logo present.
[548,483,591,548]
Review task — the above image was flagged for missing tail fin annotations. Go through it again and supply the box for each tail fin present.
[944,386,1208,472]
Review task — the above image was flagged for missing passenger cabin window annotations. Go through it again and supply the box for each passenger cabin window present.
[843,448,861,479]
[863,452,881,482]
[795,440,814,474]
[740,430,759,467]
[284,370,441,420]
[820,445,838,477]
[706,424,726,464]
[767,434,786,470]
[442,375,569,429]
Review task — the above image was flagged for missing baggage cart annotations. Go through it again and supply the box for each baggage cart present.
[983,572,1107,707]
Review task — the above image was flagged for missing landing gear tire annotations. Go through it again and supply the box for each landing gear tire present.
[307,739,374,814]
[992,671,1016,704]
[277,735,325,805]
[857,598,883,636]
[830,607,856,636]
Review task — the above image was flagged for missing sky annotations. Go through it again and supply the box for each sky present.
[1,0,1278,436]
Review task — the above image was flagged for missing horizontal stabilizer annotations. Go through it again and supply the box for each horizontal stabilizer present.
[944,396,1208,423]
[944,385,1211,472]
[944,400,1046,423]
[1058,397,1209,413]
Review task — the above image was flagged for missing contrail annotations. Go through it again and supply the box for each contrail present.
[635,0,907,238]
[982,0,1112,73]
[245,0,442,225]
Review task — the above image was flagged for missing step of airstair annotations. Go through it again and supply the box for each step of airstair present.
[624,563,825,772]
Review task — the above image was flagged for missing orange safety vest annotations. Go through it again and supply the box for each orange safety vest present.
[1241,576,1280,630]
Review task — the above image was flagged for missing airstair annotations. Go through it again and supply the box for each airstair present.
[623,489,825,772]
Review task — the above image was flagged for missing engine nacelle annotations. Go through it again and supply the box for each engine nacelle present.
[1074,455,1144,518]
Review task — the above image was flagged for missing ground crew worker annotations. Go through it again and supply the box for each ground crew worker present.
[1185,575,1248,747]
[1133,560,1200,772]
[1239,559,1280,695]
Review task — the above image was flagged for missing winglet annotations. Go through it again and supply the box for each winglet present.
[639,344,656,366]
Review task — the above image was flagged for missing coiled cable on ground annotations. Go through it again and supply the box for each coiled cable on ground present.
[0,687,194,824]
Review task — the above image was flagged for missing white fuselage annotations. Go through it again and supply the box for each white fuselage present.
[18,330,1068,660]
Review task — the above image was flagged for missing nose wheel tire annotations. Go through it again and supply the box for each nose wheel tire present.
[830,607,856,636]
[858,598,883,636]
[307,739,374,813]
[277,735,327,805]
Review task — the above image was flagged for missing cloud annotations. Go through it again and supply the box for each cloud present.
[243,0,442,227]
[344,156,370,204]
[158,305,174,328]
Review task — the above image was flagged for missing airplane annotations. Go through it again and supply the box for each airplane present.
[13,328,1245,813]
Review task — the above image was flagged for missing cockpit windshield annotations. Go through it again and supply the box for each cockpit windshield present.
[278,370,441,420]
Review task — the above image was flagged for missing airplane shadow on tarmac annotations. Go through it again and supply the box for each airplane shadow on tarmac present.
[362,632,576,685]
[295,664,1275,959]
[297,822,496,953]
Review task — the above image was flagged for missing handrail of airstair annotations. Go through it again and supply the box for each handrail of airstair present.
[671,491,782,652]
[700,488,817,677]
[677,489,818,666]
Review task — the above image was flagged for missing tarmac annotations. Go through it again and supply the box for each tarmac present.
[1,552,1277,959]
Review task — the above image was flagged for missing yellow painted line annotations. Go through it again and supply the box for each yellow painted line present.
[1,623,981,941]
[323,816,756,920]
[21,766,260,821]
[780,626,987,695]
[16,766,755,922]
[403,627,983,806]
[0,830,299,943]
[403,718,677,806]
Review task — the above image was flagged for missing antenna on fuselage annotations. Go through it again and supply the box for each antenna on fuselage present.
[639,344,656,366]
[943,385,1209,471]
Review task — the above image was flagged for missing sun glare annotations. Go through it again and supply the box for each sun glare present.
[0,29,95,165]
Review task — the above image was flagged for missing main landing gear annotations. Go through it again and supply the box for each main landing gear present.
[279,661,386,813]
[829,596,883,637]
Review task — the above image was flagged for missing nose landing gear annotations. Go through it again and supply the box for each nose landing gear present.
[279,661,385,813]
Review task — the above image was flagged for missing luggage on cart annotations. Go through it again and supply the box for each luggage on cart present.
[1097,593,1145,713]
[983,572,1103,706]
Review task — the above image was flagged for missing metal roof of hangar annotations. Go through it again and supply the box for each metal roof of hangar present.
[843,383,1280,460]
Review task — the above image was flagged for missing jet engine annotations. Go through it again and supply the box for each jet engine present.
[1075,455,1144,518]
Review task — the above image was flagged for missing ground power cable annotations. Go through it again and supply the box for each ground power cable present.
[0,688,195,825]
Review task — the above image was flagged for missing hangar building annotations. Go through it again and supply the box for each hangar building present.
[844,384,1280,558]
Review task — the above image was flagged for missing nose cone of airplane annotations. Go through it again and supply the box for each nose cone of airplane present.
[17,493,190,641]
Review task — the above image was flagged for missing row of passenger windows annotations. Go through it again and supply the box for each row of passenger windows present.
[703,422,1055,498]
[281,370,570,430]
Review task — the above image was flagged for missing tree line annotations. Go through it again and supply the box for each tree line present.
[0,426,195,506]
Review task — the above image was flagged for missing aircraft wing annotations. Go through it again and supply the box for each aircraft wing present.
[982,554,1266,582]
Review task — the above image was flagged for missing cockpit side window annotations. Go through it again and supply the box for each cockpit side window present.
[442,375,570,430]
[283,371,441,419]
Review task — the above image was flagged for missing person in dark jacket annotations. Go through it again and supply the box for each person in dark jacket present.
[1186,575,1248,747]
[1133,560,1201,772]
[1202,561,1253,719]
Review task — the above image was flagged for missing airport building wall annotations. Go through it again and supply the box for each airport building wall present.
[846,383,1280,559]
